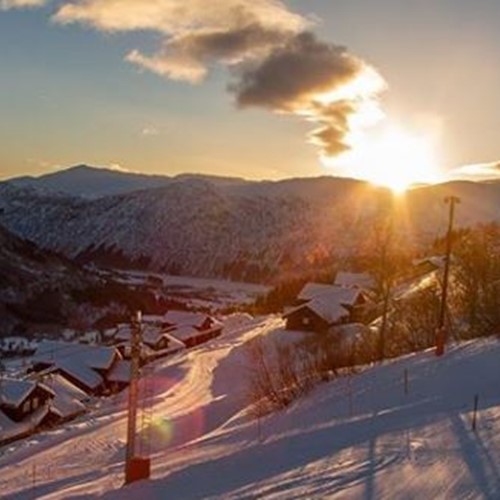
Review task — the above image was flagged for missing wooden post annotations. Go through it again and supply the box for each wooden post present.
[348,376,353,417]
[472,394,479,431]
[125,311,142,483]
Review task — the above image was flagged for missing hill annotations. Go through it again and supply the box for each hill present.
[1,317,499,498]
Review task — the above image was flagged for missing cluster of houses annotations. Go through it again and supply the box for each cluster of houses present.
[0,310,222,446]
[283,261,445,336]
[283,272,377,334]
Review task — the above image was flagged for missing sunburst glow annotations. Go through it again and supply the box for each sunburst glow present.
[323,122,443,193]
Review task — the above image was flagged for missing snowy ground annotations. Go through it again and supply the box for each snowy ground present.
[1,317,500,499]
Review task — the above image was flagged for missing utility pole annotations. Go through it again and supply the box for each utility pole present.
[436,195,460,356]
[125,311,142,483]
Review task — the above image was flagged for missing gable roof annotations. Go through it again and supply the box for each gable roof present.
[334,272,375,290]
[107,360,132,384]
[167,325,201,342]
[0,378,54,408]
[57,362,104,391]
[33,341,120,372]
[163,311,211,328]
[286,287,367,325]
[297,283,338,302]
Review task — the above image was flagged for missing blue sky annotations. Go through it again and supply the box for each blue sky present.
[1,0,499,183]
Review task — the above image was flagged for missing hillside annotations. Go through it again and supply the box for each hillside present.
[1,317,499,498]
[1,168,500,281]
[0,223,101,335]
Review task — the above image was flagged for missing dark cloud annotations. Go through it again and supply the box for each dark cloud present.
[232,32,362,111]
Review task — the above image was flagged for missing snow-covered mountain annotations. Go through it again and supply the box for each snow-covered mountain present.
[1,167,500,282]
[5,164,245,199]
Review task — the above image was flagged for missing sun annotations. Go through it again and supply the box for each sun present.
[323,122,443,193]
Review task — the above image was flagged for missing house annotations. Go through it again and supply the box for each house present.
[31,341,123,395]
[38,374,87,422]
[284,287,371,333]
[0,377,54,423]
[163,311,217,331]
[411,256,446,278]
[167,324,222,348]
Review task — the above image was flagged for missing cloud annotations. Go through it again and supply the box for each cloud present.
[1,0,47,9]
[141,126,160,137]
[49,0,385,159]
[448,162,500,181]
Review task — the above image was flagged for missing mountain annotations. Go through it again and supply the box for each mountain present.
[0,223,100,335]
[1,167,500,282]
[5,164,246,199]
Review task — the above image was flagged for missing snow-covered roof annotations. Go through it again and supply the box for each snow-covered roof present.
[334,272,375,290]
[286,287,366,325]
[107,360,131,384]
[163,310,211,328]
[0,404,50,443]
[167,325,201,342]
[297,283,338,302]
[0,378,36,407]
[50,392,86,420]
[0,378,54,408]
[57,361,104,391]
[33,341,119,372]
[306,297,350,324]
[413,255,446,270]
[40,374,89,404]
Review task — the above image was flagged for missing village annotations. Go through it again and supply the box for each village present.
[0,255,445,450]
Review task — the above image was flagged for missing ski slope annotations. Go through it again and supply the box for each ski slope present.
[2,318,500,499]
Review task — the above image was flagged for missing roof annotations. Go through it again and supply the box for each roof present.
[286,287,366,325]
[57,362,104,391]
[297,283,338,302]
[413,256,447,270]
[334,272,375,290]
[107,360,132,384]
[33,341,120,372]
[0,378,54,408]
[40,373,89,403]
[0,404,50,442]
[167,325,201,342]
[50,392,86,419]
[141,326,165,347]
[305,297,350,324]
[163,311,211,328]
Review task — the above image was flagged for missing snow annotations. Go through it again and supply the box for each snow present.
[2,317,500,499]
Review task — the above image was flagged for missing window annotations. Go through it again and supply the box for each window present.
[303,317,310,326]
[22,400,31,414]
[32,397,39,410]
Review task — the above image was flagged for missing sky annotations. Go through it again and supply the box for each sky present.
[1,0,499,183]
